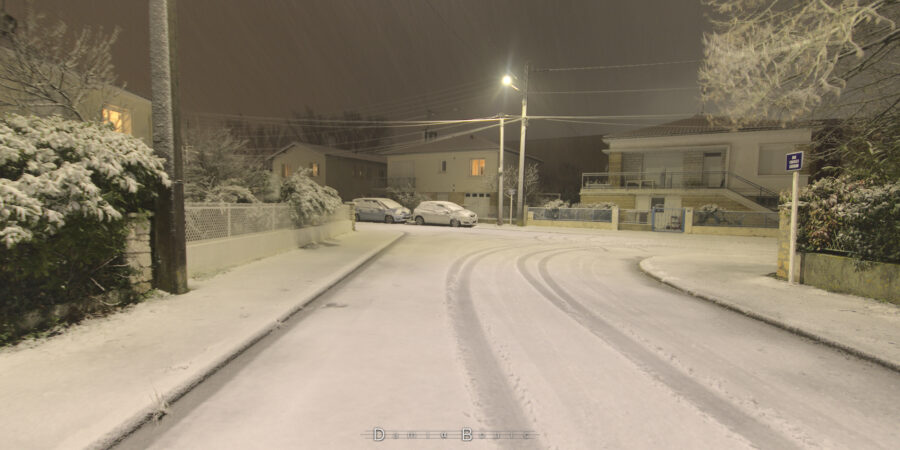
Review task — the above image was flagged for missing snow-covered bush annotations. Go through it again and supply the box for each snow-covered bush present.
[575,202,616,209]
[385,183,430,210]
[280,169,342,226]
[1,115,168,343]
[793,176,900,264]
[695,204,725,225]
[542,199,569,209]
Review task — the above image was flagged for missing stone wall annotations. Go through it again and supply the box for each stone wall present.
[125,214,153,294]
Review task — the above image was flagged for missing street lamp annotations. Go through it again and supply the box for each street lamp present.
[501,64,529,225]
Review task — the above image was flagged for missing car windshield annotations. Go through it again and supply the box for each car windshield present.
[379,199,403,209]
[442,203,464,211]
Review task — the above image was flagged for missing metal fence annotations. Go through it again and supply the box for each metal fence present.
[618,209,650,225]
[692,210,779,228]
[184,203,296,242]
[529,207,613,222]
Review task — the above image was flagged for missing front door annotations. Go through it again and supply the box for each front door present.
[703,152,724,187]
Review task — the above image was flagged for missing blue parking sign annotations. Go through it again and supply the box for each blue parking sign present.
[786,151,803,171]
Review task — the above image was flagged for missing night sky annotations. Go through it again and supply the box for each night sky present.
[9,0,710,137]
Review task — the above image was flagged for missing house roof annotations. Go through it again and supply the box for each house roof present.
[267,142,386,163]
[605,115,807,140]
[380,133,541,162]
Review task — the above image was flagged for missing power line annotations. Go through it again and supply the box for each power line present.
[530,86,698,95]
[187,111,500,127]
[534,59,701,73]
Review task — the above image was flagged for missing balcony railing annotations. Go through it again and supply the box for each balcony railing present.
[582,171,779,210]
[582,171,729,190]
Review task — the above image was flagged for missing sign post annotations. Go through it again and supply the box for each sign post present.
[786,151,804,284]
[507,189,516,225]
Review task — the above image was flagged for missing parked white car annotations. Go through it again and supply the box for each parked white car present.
[413,201,477,227]
[352,198,410,224]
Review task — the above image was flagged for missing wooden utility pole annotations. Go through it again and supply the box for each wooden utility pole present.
[149,0,187,294]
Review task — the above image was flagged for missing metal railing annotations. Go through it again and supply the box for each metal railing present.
[529,207,613,222]
[619,209,650,225]
[184,203,350,242]
[184,203,295,242]
[692,210,779,228]
[582,170,779,211]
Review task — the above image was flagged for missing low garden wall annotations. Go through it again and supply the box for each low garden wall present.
[185,203,353,278]
[776,206,900,304]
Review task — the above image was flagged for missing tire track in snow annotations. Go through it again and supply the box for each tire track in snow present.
[514,248,801,450]
[446,244,544,450]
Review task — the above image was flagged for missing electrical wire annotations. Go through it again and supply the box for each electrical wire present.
[534,59,702,72]
[530,87,698,95]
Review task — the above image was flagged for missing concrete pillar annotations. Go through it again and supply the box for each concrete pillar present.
[683,207,694,233]
[611,207,619,231]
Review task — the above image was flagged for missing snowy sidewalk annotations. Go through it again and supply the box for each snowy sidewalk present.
[0,229,404,450]
[640,253,900,372]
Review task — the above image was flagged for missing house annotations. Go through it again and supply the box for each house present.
[0,83,152,145]
[382,132,541,219]
[580,115,812,212]
[267,142,387,201]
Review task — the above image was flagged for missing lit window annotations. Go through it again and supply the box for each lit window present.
[470,159,485,176]
[310,162,319,177]
[281,164,291,178]
[101,105,132,135]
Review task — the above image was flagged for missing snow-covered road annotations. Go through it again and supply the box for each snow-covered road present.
[119,223,900,449]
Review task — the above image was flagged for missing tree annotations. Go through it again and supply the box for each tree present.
[183,127,272,202]
[699,0,899,180]
[292,107,389,151]
[486,163,541,206]
[0,5,120,121]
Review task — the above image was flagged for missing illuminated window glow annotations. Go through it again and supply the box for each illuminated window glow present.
[101,105,132,135]
[470,159,485,176]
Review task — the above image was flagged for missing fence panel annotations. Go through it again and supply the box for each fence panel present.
[529,207,612,223]
[692,210,778,228]
[619,209,649,225]
[185,203,295,242]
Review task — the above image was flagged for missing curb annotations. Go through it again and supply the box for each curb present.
[93,232,406,450]
[638,258,900,375]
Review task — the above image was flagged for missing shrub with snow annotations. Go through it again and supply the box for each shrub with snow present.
[542,199,569,209]
[0,114,168,343]
[575,202,616,209]
[793,176,900,264]
[385,183,430,210]
[279,169,343,226]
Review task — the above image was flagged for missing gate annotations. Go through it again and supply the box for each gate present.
[651,207,685,232]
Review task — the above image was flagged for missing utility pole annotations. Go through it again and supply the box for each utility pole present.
[149,0,187,294]
[497,115,504,226]
[516,63,529,225]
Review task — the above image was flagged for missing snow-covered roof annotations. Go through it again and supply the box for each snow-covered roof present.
[605,115,809,140]
[267,142,386,163]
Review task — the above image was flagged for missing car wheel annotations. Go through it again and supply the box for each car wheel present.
[450,219,460,227]
[354,213,360,221]
[415,216,425,225]
[385,215,394,224]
